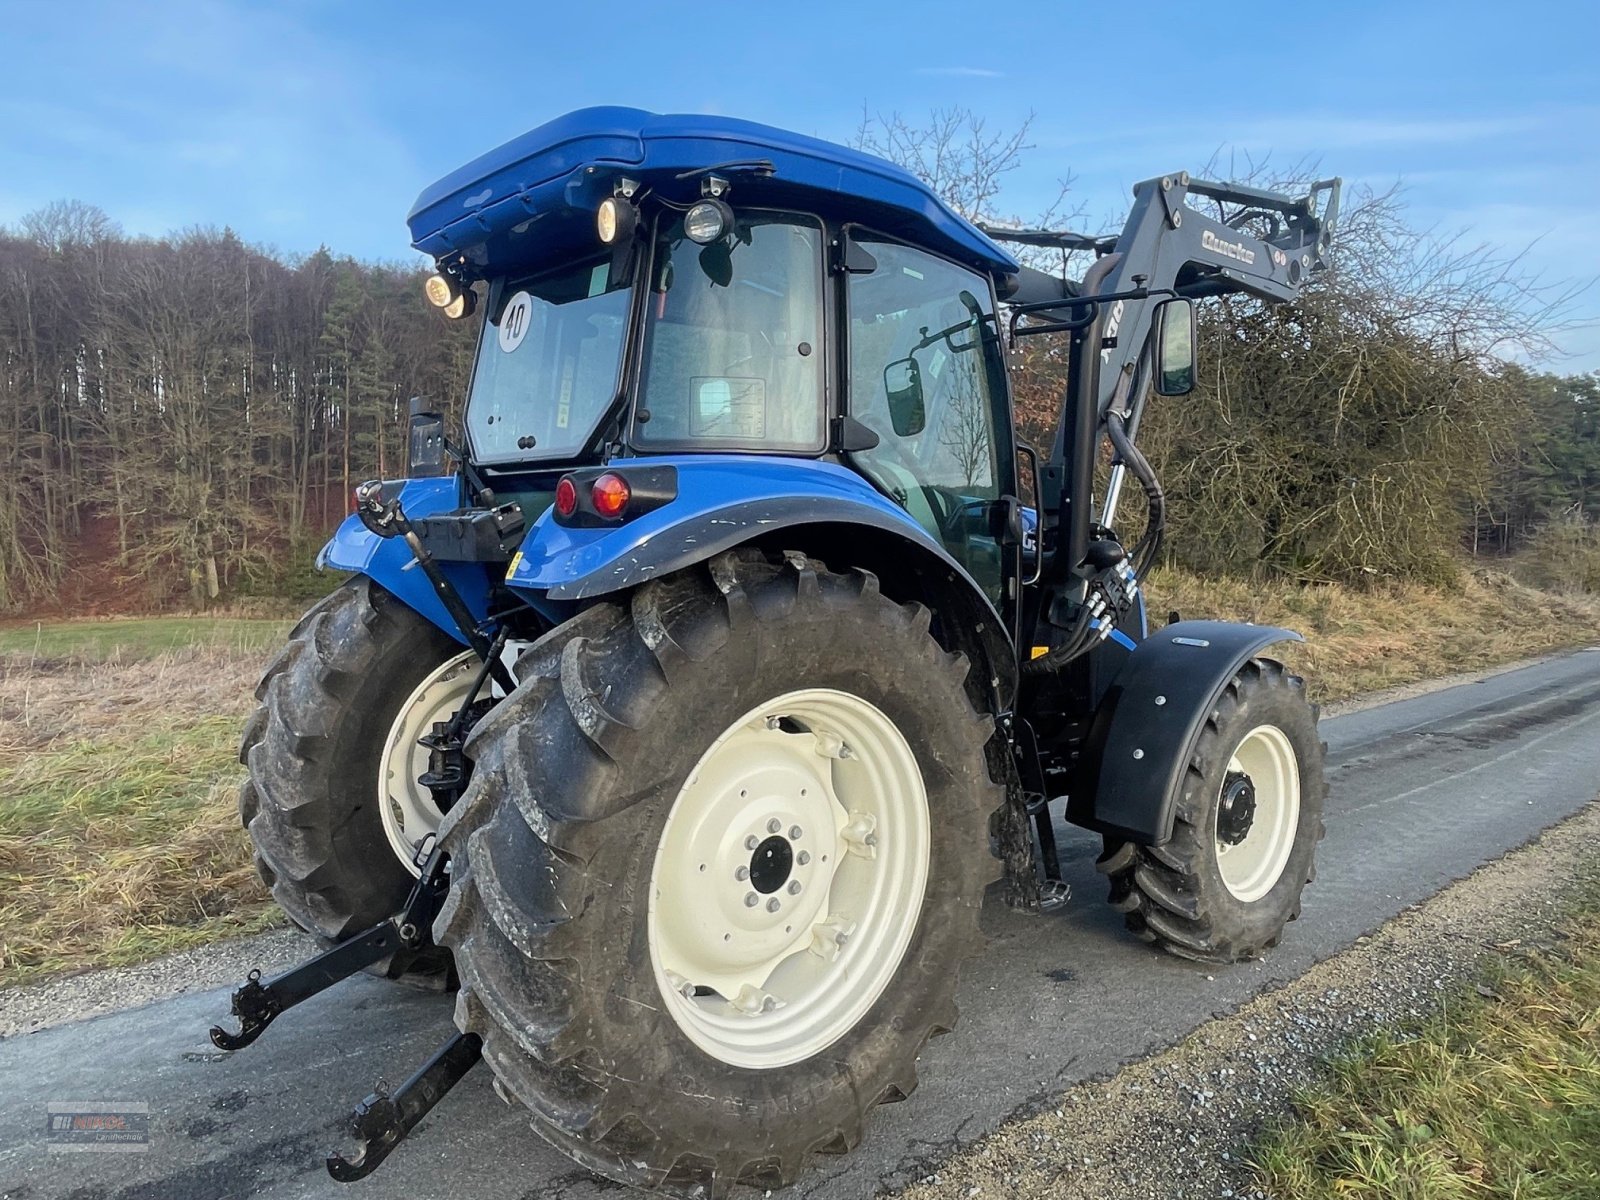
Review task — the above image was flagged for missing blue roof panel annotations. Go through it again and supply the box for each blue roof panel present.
[407,107,1018,277]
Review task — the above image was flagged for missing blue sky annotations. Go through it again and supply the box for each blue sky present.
[3,0,1596,370]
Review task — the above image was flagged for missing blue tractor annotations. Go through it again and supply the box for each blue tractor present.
[218,107,1340,1193]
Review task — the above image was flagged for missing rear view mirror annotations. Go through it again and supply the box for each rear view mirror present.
[884,358,926,436]
[698,241,733,288]
[407,398,447,476]
[1154,298,1197,396]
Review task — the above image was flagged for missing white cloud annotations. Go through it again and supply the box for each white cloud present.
[915,67,1003,78]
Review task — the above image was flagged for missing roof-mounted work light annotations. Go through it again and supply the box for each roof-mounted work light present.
[423,272,457,308]
[684,198,733,245]
[597,195,639,245]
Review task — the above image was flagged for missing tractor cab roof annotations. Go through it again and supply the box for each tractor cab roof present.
[407,106,1018,281]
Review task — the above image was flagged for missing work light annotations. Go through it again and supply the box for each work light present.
[423,272,456,308]
[443,288,476,320]
[684,199,732,244]
[597,196,637,245]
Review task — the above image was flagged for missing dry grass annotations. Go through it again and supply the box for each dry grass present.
[1252,872,1600,1199]
[1145,565,1600,703]
[0,642,279,988]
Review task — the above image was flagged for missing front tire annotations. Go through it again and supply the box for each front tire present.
[435,551,1004,1194]
[239,577,463,978]
[1097,658,1325,962]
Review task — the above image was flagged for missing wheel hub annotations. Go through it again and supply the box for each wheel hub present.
[1216,771,1257,845]
[749,835,795,894]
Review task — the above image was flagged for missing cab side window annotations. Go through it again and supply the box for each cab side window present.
[635,213,826,452]
[847,237,1008,603]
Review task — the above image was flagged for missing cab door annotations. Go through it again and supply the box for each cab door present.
[843,232,1018,614]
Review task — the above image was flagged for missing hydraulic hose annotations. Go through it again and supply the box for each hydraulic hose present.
[1106,411,1165,579]
[1023,412,1164,678]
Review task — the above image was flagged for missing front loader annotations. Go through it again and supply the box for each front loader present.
[216,106,1340,1193]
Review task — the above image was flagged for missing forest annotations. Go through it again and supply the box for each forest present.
[1,159,1596,613]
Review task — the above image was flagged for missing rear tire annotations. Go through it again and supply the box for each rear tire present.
[239,577,461,981]
[435,551,1004,1194]
[1097,658,1325,962]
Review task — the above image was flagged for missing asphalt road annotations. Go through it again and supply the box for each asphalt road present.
[4,648,1599,1200]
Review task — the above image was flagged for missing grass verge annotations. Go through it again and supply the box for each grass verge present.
[0,633,281,989]
[1252,871,1600,1199]
[1147,565,1600,703]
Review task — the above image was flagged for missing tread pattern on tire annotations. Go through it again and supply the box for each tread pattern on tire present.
[1096,658,1327,963]
[434,550,1005,1196]
[240,577,456,978]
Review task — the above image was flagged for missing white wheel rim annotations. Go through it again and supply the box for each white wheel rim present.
[647,688,931,1069]
[377,650,481,876]
[1214,723,1300,903]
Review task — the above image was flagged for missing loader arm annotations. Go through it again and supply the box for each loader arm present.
[982,173,1340,583]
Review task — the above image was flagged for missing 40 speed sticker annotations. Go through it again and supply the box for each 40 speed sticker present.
[498,291,533,353]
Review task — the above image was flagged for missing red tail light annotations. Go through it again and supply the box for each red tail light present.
[554,476,578,518]
[591,472,631,519]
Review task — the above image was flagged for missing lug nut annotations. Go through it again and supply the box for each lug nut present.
[766,818,781,834]
[745,835,760,851]
[787,880,802,895]
[789,825,803,839]
[735,866,750,881]
[744,893,759,907]
[766,898,781,913]
[797,850,811,866]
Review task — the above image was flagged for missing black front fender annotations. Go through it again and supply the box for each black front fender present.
[1065,620,1303,845]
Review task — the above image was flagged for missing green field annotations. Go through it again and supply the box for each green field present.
[0,615,293,663]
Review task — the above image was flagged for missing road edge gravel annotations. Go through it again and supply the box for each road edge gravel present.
[0,928,314,1039]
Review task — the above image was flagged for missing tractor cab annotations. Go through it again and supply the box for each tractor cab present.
[407,106,1024,611]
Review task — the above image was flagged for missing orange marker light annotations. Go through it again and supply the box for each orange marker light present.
[591,472,631,519]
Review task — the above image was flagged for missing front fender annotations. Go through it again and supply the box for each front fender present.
[509,456,976,602]
[1065,620,1304,845]
[317,476,494,646]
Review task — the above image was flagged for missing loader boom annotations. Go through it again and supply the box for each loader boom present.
[983,172,1340,587]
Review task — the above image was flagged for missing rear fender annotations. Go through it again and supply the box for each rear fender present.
[507,455,1018,708]
[1064,620,1303,845]
[316,476,495,646]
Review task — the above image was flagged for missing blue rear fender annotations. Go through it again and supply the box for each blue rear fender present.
[512,455,970,599]
[317,476,496,647]
[507,455,1017,703]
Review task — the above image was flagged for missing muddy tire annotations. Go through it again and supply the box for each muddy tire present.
[239,576,461,981]
[1097,658,1325,962]
[435,551,1004,1194]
